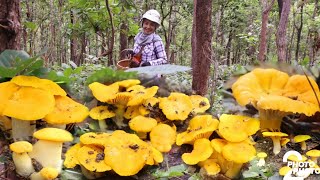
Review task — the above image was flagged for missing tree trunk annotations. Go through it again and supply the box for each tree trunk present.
[226,30,233,65]
[105,0,115,66]
[258,0,275,62]
[70,10,79,65]
[119,22,128,60]
[276,0,290,62]
[0,0,21,52]
[295,6,303,62]
[191,0,213,96]
[307,0,318,65]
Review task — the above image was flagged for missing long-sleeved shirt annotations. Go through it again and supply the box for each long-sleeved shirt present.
[133,39,168,66]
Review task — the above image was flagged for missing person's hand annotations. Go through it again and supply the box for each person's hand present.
[141,62,151,66]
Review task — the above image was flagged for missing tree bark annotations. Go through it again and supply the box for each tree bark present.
[276,0,290,62]
[191,0,213,96]
[119,22,128,60]
[0,0,21,52]
[105,0,115,66]
[295,6,303,62]
[258,0,275,62]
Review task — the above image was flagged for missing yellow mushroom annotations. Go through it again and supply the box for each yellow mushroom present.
[150,124,176,152]
[64,143,82,168]
[198,159,221,176]
[293,135,311,151]
[256,152,267,167]
[30,167,59,180]
[9,141,35,177]
[89,106,115,132]
[262,131,288,155]
[182,138,213,165]
[129,116,157,139]
[189,95,210,114]
[306,149,320,163]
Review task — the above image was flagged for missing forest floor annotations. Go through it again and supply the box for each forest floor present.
[0,97,320,180]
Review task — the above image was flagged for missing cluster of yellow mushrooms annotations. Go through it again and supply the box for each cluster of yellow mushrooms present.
[1,67,320,179]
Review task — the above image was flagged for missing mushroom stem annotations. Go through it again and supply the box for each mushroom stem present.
[112,105,126,128]
[257,158,266,167]
[300,141,307,151]
[271,137,281,155]
[98,120,108,132]
[47,124,66,129]
[259,110,287,131]
[12,152,35,177]
[28,140,63,172]
[225,162,243,179]
[12,118,34,141]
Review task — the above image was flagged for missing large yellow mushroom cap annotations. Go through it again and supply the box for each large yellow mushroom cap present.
[64,143,82,168]
[104,130,152,176]
[182,138,213,165]
[150,124,176,152]
[9,141,33,153]
[129,116,158,133]
[11,75,67,96]
[44,95,89,124]
[89,106,115,120]
[159,92,193,120]
[176,115,219,145]
[218,114,260,142]
[0,82,20,114]
[77,145,111,172]
[33,128,73,142]
[3,86,55,120]
[89,82,119,102]
[222,141,256,164]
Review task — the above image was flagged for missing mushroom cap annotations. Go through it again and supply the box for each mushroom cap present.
[306,150,320,157]
[104,130,152,176]
[287,154,307,162]
[159,92,193,121]
[77,145,111,172]
[39,167,59,180]
[189,95,210,114]
[176,115,219,145]
[232,68,320,116]
[150,124,176,152]
[64,143,82,168]
[124,105,141,119]
[3,86,55,120]
[143,97,159,107]
[210,139,228,154]
[33,128,73,142]
[107,92,133,106]
[129,116,158,133]
[293,135,311,143]
[114,79,140,89]
[11,75,67,96]
[218,114,260,142]
[199,159,221,176]
[222,141,256,164]
[182,138,213,165]
[89,82,119,102]
[262,132,288,138]
[9,141,33,153]
[0,82,20,114]
[257,152,267,158]
[89,106,115,120]
[80,132,111,147]
[45,95,89,124]
[127,86,159,106]
[280,138,290,146]
[279,166,291,176]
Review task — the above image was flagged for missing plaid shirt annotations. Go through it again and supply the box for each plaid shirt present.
[133,40,168,66]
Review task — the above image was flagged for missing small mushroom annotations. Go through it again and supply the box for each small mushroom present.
[293,135,311,151]
[28,128,73,172]
[89,106,115,132]
[182,138,213,165]
[306,149,320,163]
[198,159,221,176]
[189,95,210,114]
[279,166,292,176]
[262,131,288,155]
[150,124,176,152]
[9,141,35,177]
[280,137,290,148]
[129,116,157,139]
[30,167,59,180]
[256,152,267,167]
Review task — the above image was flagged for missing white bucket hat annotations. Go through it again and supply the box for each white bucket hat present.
[142,9,161,26]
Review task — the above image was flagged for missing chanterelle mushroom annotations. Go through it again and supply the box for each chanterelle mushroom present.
[28,128,73,172]
[232,68,320,131]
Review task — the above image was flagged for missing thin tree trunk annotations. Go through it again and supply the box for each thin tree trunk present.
[191,0,213,96]
[276,0,290,62]
[258,0,275,62]
[226,30,232,65]
[70,10,79,64]
[295,6,303,62]
[0,0,21,52]
[119,22,128,60]
[105,0,115,66]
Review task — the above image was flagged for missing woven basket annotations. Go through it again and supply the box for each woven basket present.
[117,59,131,70]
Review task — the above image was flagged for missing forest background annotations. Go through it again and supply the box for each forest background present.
[1,0,319,96]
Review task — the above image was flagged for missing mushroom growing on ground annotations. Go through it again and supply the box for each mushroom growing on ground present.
[9,141,35,177]
[262,131,288,155]
[256,152,267,167]
[306,149,320,163]
[89,106,115,132]
[182,138,213,165]
[150,123,176,152]
[28,128,73,172]
[293,135,311,151]
[232,68,320,131]
[30,167,59,180]
[129,116,158,139]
